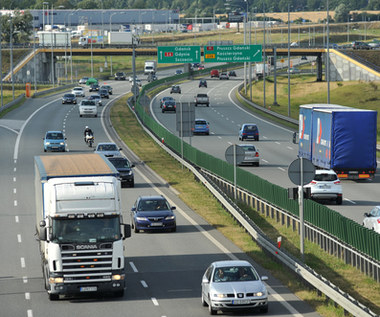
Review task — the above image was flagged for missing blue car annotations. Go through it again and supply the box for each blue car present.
[43,131,66,152]
[192,119,209,135]
[239,123,259,141]
[130,195,176,233]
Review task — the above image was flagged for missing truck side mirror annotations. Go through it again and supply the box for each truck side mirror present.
[123,224,131,239]
[292,132,298,144]
[39,228,47,241]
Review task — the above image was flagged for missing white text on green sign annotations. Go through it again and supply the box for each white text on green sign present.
[203,45,262,63]
[158,46,201,63]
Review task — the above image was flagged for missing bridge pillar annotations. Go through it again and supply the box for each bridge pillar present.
[316,54,323,82]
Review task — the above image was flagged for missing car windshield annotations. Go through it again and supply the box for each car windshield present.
[82,100,96,105]
[64,94,74,98]
[213,266,259,283]
[110,159,130,168]
[314,173,338,182]
[116,72,124,76]
[137,199,170,211]
[46,132,63,139]
[370,207,380,217]
[50,216,121,243]
[98,144,117,151]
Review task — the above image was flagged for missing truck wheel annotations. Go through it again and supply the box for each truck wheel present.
[114,290,124,298]
[336,197,343,205]
[130,181,134,188]
[49,293,59,301]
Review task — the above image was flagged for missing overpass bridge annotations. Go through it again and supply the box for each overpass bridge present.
[3,47,380,83]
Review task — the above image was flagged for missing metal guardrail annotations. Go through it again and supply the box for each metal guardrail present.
[126,96,377,317]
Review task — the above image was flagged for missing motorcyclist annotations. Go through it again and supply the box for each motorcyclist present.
[84,126,93,142]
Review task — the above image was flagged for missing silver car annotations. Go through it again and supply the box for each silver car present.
[237,144,259,166]
[201,260,268,315]
[363,206,380,234]
[71,86,85,97]
[94,142,122,158]
[88,94,102,106]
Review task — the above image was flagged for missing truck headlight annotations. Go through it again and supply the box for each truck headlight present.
[112,274,125,281]
[49,277,64,284]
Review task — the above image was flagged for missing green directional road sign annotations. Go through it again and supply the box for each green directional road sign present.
[157,46,201,64]
[203,45,262,63]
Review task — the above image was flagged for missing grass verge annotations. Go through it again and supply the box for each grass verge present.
[110,94,380,317]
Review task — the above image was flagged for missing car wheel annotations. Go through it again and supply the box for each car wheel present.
[256,137,259,141]
[130,181,134,188]
[260,305,269,313]
[95,114,98,117]
[208,298,216,315]
[336,197,343,205]
[201,293,208,307]
[162,110,165,113]
[171,226,176,232]
[48,293,59,301]
[80,115,82,117]
[44,149,47,152]
[134,225,139,233]
[114,290,124,298]
[254,162,259,167]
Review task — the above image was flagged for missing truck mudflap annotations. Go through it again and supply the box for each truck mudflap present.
[335,169,376,180]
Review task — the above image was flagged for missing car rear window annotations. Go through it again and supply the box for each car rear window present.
[195,120,207,125]
[244,125,258,132]
[314,173,338,182]
[241,145,256,151]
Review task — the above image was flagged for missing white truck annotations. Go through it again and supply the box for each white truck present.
[255,63,270,79]
[35,153,131,300]
[78,35,104,47]
[144,60,157,75]
[108,32,133,45]
[38,31,71,47]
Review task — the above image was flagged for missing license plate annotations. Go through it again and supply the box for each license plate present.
[247,136,254,138]
[319,185,331,189]
[80,286,97,292]
[233,299,250,305]
[150,222,163,227]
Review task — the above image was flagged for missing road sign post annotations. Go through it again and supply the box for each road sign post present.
[203,45,262,63]
[157,46,201,64]
[288,158,315,262]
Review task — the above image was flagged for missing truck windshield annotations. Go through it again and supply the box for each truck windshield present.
[50,216,121,243]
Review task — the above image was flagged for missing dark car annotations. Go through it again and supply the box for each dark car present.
[239,123,259,141]
[170,85,181,94]
[147,73,158,82]
[228,70,237,77]
[100,85,113,95]
[162,100,176,113]
[130,195,176,233]
[352,41,370,50]
[175,69,183,75]
[199,80,207,88]
[114,71,126,80]
[62,93,77,104]
[89,83,100,92]
[108,157,135,188]
[99,88,109,99]
[160,96,174,108]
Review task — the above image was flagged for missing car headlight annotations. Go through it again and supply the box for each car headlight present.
[254,291,265,297]
[60,142,65,145]
[136,216,148,221]
[165,215,175,220]
[214,293,228,298]
[45,142,50,145]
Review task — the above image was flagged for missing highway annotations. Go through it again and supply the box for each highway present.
[0,76,319,316]
[151,68,380,225]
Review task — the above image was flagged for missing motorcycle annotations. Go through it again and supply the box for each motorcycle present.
[85,133,94,148]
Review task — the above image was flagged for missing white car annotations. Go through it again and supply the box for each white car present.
[71,87,85,97]
[201,260,268,315]
[79,99,97,117]
[304,169,343,205]
[363,206,380,234]
[128,75,137,83]
[78,77,89,84]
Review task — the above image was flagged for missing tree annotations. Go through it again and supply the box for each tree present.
[1,10,33,44]
[334,3,349,22]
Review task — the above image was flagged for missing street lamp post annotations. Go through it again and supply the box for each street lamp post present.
[287,3,291,117]
[326,0,330,104]
[10,15,15,100]
[0,17,3,108]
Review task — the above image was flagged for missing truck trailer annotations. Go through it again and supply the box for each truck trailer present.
[35,153,131,300]
[306,107,377,180]
[108,32,133,45]
[298,104,348,161]
[38,31,71,47]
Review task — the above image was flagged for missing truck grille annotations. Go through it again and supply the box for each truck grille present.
[61,243,113,283]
